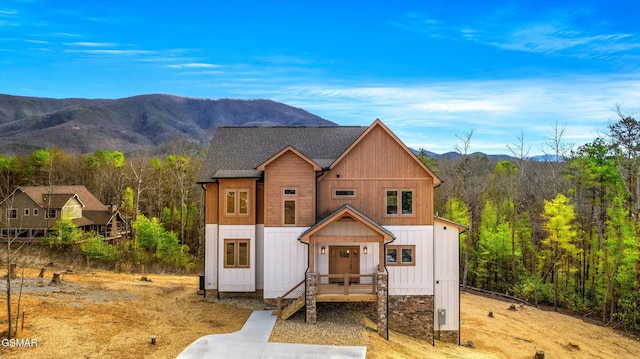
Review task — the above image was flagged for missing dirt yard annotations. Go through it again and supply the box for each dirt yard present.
[1,266,639,359]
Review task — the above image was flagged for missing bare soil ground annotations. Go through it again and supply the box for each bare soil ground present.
[1,266,639,359]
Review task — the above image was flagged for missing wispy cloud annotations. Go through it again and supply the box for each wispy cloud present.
[166,63,222,69]
[64,41,119,47]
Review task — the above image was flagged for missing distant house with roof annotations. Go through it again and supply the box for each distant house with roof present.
[197,119,465,343]
[0,185,126,241]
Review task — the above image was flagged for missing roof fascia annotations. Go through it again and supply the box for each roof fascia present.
[256,145,322,171]
[299,206,394,243]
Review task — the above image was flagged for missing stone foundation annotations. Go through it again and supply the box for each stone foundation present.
[376,272,388,339]
[435,330,459,344]
[388,295,434,342]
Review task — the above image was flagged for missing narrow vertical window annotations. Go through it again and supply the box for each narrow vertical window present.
[239,190,248,215]
[33,208,39,216]
[226,190,236,215]
[238,241,249,266]
[24,208,30,216]
[225,240,235,266]
[284,200,296,225]
[401,190,413,215]
[386,190,398,215]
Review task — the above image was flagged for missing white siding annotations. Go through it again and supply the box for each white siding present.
[434,220,460,331]
[256,224,264,290]
[263,227,308,299]
[218,225,256,292]
[204,224,218,290]
[384,225,434,296]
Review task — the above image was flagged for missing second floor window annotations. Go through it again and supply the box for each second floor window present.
[386,190,413,215]
[226,190,249,215]
[45,209,56,219]
[7,208,17,219]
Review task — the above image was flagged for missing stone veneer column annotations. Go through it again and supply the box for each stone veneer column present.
[305,272,317,324]
[376,272,388,339]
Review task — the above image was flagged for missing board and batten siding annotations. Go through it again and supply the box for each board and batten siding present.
[434,220,461,331]
[317,124,435,226]
[218,224,256,292]
[204,224,218,290]
[384,225,434,296]
[204,183,218,224]
[263,151,316,227]
[262,227,309,299]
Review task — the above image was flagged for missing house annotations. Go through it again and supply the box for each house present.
[197,119,464,343]
[0,185,126,241]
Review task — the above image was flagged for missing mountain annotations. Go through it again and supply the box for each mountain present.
[0,94,335,155]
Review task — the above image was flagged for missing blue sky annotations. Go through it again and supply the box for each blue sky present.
[2,1,639,155]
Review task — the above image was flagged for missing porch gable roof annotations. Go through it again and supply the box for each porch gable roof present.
[298,204,395,243]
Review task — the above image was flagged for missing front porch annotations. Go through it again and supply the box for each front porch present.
[316,273,377,302]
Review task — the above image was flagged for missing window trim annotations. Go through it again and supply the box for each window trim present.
[385,245,416,266]
[24,208,30,216]
[283,188,297,196]
[333,188,357,199]
[45,209,56,219]
[223,239,250,268]
[7,208,17,219]
[385,189,414,216]
[283,199,297,226]
[225,189,250,216]
[33,208,39,216]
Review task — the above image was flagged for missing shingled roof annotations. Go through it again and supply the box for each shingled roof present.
[16,185,108,210]
[197,126,368,182]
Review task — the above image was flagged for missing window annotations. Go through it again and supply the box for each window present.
[33,208,39,216]
[226,189,249,215]
[45,209,56,219]
[224,239,250,268]
[7,209,17,219]
[282,187,298,226]
[226,190,236,214]
[334,189,356,198]
[386,190,413,215]
[284,200,296,225]
[24,208,30,216]
[385,245,416,266]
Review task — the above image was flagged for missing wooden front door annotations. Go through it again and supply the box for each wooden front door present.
[329,246,360,283]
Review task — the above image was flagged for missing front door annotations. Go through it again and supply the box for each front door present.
[329,246,360,283]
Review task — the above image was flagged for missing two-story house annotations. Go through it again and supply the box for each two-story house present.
[197,119,463,343]
[0,185,126,241]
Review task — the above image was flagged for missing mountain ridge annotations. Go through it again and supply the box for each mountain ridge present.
[0,93,335,155]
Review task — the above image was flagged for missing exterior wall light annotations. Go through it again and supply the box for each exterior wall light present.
[363,246,368,254]
[321,246,326,254]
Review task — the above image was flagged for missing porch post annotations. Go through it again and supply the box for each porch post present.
[305,272,317,324]
[376,271,388,339]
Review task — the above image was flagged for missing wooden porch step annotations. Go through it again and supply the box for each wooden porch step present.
[280,295,305,320]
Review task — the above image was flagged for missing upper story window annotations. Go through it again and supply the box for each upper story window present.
[334,189,356,198]
[24,208,30,216]
[7,208,17,219]
[282,187,298,226]
[226,189,249,216]
[45,209,56,219]
[33,208,39,216]
[386,190,413,215]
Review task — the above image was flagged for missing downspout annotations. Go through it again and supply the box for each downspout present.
[383,235,395,341]
[432,222,436,347]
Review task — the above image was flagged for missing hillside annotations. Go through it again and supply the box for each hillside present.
[1,266,638,358]
[0,94,335,155]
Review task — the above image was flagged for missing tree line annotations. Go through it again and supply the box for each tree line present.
[430,108,639,332]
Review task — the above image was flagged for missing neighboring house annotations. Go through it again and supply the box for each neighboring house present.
[197,119,464,343]
[0,185,126,241]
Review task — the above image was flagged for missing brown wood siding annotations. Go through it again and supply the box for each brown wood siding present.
[204,183,218,224]
[318,125,434,225]
[256,183,264,224]
[2,192,47,229]
[218,178,256,225]
[264,151,316,227]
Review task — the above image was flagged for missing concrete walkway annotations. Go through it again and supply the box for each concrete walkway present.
[176,310,367,359]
